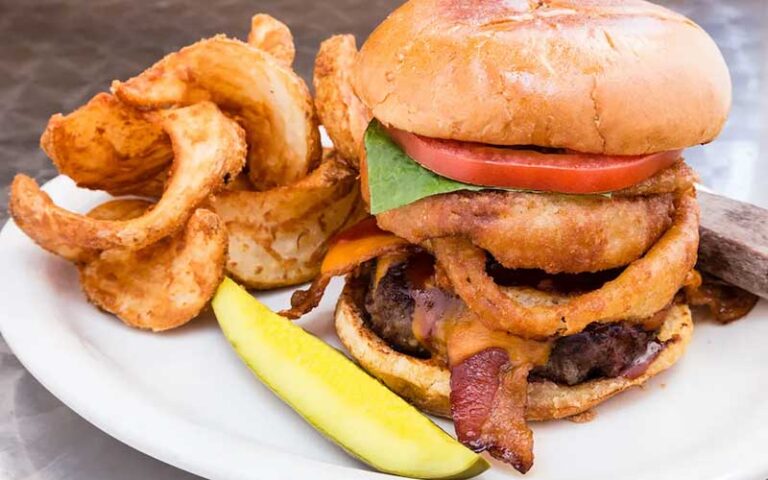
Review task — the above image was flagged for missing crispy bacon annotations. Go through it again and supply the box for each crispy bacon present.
[450,348,534,473]
[282,275,333,319]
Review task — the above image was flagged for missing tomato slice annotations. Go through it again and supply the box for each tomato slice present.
[386,127,682,194]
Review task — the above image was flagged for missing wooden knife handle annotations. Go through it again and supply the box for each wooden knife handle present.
[698,191,768,299]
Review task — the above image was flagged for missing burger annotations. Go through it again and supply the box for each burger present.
[286,0,731,473]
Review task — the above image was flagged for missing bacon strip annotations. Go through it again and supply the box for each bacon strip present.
[450,348,534,473]
[281,276,333,319]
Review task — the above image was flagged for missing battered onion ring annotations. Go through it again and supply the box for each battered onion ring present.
[113,35,320,191]
[10,102,246,251]
[613,161,697,196]
[79,207,228,331]
[314,35,372,165]
[378,190,676,274]
[247,14,295,67]
[430,191,699,339]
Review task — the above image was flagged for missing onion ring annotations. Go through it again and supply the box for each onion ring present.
[10,102,246,251]
[430,191,699,339]
[378,190,676,274]
[113,36,320,191]
[313,35,372,165]
[613,161,697,196]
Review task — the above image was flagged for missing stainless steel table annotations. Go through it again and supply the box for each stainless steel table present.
[1,1,766,478]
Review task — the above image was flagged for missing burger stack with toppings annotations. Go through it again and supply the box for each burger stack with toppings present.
[286,0,731,473]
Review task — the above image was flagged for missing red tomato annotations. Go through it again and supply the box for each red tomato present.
[386,127,682,194]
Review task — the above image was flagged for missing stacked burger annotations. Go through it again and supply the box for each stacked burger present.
[288,0,731,473]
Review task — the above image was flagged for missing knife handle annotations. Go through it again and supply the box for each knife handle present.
[698,191,768,300]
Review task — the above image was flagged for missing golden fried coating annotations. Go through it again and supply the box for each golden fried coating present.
[10,102,246,251]
[613,161,697,196]
[86,198,156,221]
[104,170,166,198]
[378,191,677,274]
[211,152,366,289]
[79,208,227,331]
[429,192,700,339]
[113,36,320,191]
[247,14,295,67]
[11,196,226,330]
[40,93,172,195]
[314,35,372,165]
[335,281,694,421]
[8,198,152,263]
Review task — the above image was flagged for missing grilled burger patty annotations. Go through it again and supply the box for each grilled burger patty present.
[529,323,662,386]
[364,261,429,357]
[361,257,666,386]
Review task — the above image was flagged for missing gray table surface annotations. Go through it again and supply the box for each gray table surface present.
[1,1,766,479]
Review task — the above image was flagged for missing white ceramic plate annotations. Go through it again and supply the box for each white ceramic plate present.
[1,176,767,480]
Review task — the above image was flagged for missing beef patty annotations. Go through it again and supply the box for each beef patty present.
[363,256,665,385]
[364,261,429,357]
[530,323,662,385]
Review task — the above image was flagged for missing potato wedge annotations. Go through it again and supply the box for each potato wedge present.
[8,197,155,264]
[80,208,228,331]
[41,93,172,195]
[314,35,372,165]
[248,14,295,67]
[113,36,320,191]
[86,199,156,221]
[223,173,256,192]
[12,195,225,331]
[105,170,167,198]
[211,152,366,289]
[10,102,246,251]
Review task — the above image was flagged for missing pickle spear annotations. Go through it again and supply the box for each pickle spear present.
[212,278,489,479]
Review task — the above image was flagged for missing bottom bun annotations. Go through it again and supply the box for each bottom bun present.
[335,279,693,421]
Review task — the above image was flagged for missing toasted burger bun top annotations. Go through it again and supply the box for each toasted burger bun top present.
[354,0,732,155]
